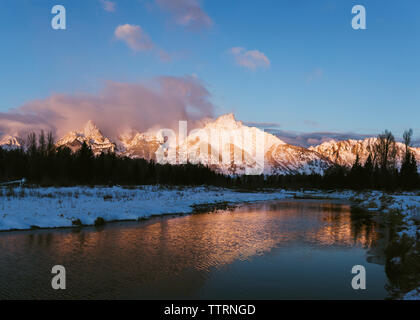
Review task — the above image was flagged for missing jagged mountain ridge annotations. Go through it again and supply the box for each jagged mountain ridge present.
[0,135,23,151]
[55,120,116,155]
[268,143,332,175]
[118,131,163,160]
[2,114,420,175]
[52,115,331,175]
[309,138,420,171]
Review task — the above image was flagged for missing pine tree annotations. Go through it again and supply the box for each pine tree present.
[47,132,55,155]
[363,154,374,189]
[38,130,46,155]
[349,154,364,189]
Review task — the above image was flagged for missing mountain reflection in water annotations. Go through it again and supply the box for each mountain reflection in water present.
[0,200,393,299]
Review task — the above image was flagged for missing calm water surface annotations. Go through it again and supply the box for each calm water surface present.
[0,200,391,299]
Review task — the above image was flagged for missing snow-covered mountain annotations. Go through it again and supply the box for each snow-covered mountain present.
[53,115,331,175]
[157,114,332,175]
[267,143,332,175]
[23,114,419,175]
[55,120,116,155]
[309,138,420,169]
[172,113,282,174]
[118,131,162,160]
[0,135,23,151]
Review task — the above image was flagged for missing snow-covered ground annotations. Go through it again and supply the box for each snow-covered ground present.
[349,191,420,239]
[0,186,295,231]
[403,288,420,300]
[1,186,419,236]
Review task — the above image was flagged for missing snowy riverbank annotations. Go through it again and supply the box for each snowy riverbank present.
[0,186,296,231]
[1,186,419,235]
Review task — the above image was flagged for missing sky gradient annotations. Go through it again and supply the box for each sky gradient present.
[0,0,419,144]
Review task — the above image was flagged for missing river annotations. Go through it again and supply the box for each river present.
[0,199,393,299]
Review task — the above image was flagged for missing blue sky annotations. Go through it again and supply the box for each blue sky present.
[0,0,419,142]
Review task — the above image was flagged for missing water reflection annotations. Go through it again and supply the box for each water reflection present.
[0,200,393,299]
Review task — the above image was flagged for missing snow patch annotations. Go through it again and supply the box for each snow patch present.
[0,186,292,231]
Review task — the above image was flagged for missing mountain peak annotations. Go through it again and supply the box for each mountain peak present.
[216,113,236,122]
[0,135,22,150]
[56,120,115,155]
[83,120,102,138]
[0,134,18,143]
[210,113,242,129]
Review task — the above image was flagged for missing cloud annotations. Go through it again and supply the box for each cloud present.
[266,129,375,148]
[244,121,281,129]
[115,24,154,52]
[229,47,270,71]
[100,0,116,12]
[0,76,215,141]
[114,24,171,61]
[156,0,212,29]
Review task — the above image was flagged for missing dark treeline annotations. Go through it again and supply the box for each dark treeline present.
[0,129,418,190]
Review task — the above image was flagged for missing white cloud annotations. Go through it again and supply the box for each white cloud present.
[115,24,154,52]
[100,0,116,12]
[229,47,270,71]
[114,24,172,62]
[156,0,212,29]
